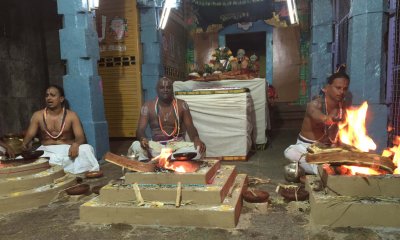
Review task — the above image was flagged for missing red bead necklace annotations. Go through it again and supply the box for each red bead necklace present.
[155,97,180,137]
[42,107,67,139]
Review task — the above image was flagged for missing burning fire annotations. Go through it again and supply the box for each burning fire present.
[382,136,400,174]
[156,148,199,173]
[337,101,399,175]
[342,165,381,175]
[338,102,376,152]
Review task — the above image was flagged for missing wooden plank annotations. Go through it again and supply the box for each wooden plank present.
[306,151,395,173]
[104,152,155,172]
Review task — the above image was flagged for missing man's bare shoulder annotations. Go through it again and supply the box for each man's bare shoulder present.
[31,109,44,120]
[143,100,156,108]
[66,110,80,120]
[306,97,323,116]
[307,96,322,109]
[176,98,189,110]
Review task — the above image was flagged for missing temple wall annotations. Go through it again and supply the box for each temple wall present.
[0,0,62,137]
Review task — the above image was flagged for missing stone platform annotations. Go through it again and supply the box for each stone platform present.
[0,158,76,214]
[305,174,400,228]
[100,165,237,205]
[80,160,248,228]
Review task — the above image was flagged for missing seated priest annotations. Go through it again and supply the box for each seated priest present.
[22,85,100,174]
[128,77,206,161]
[284,65,350,174]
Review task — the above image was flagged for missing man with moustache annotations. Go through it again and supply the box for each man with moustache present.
[284,65,350,175]
[128,77,206,161]
[22,85,99,174]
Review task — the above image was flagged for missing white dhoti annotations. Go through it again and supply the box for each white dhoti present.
[284,134,318,174]
[0,146,5,154]
[127,139,201,161]
[37,144,99,174]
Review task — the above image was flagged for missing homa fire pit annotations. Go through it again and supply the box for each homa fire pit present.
[304,143,400,227]
[80,151,247,228]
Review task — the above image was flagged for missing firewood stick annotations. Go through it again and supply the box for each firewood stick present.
[175,182,182,208]
[104,152,155,172]
[306,151,395,173]
[133,183,144,206]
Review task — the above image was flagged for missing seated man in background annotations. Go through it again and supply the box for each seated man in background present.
[22,85,99,174]
[284,65,350,175]
[128,77,206,161]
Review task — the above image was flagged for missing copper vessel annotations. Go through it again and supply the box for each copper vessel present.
[3,133,23,155]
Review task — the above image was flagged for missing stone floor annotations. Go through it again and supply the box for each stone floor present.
[1,129,400,240]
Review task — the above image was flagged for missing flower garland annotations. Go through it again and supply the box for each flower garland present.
[154,98,180,138]
[42,107,67,139]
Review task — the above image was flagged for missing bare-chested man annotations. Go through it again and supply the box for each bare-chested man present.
[128,77,206,161]
[22,85,99,174]
[284,66,350,174]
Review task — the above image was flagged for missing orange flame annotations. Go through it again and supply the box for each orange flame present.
[381,136,400,174]
[342,165,381,175]
[338,102,376,152]
[157,148,199,173]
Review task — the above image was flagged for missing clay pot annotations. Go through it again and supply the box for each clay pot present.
[242,189,269,203]
[85,170,104,178]
[279,186,309,201]
[65,184,90,195]
[91,185,105,194]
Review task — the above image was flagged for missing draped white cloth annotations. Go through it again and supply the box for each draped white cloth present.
[0,146,5,154]
[175,91,254,158]
[37,144,99,174]
[173,78,268,144]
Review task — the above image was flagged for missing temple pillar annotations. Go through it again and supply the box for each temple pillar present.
[57,0,110,159]
[347,0,388,152]
[310,0,333,95]
[138,1,163,102]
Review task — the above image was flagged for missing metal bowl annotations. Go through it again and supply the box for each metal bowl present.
[172,152,197,161]
[283,162,305,183]
[21,150,44,160]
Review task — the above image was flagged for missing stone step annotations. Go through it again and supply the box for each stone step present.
[125,160,221,185]
[100,165,237,205]
[0,166,65,195]
[80,174,247,228]
[0,158,50,179]
[0,174,76,214]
